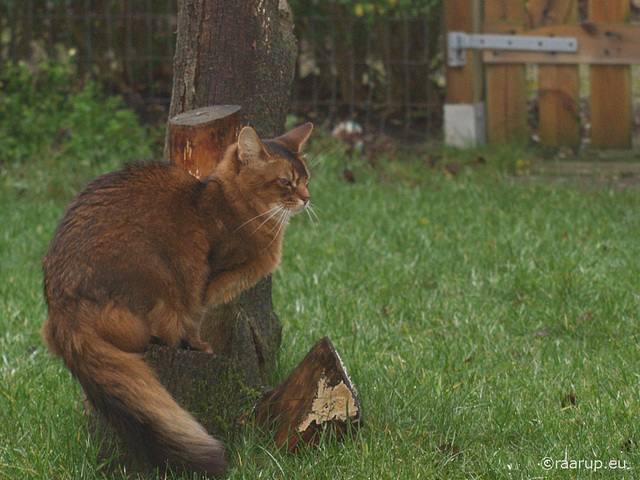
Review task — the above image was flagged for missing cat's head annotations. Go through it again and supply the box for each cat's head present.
[233,122,313,214]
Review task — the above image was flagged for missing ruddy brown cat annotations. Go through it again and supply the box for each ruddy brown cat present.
[42,122,313,476]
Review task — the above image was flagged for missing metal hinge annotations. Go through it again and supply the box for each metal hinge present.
[448,32,578,67]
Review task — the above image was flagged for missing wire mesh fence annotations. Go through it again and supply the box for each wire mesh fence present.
[0,0,444,145]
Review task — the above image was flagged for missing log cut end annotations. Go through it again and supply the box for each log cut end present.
[168,105,241,179]
[253,337,362,451]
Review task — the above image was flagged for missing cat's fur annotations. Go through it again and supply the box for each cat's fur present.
[42,123,313,476]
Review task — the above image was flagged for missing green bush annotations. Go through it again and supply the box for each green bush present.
[0,60,152,166]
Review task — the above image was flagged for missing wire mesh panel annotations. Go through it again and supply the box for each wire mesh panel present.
[0,0,177,119]
[0,0,444,144]
[291,13,442,144]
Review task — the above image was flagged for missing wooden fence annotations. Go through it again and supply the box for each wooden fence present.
[445,0,639,149]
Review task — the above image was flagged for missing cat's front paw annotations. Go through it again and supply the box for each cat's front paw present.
[197,341,213,353]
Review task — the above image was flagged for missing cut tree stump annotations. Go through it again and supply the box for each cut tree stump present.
[88,106,362,476]
[88,346,248,477]
[168,105,241,179]
[253,337,363,451]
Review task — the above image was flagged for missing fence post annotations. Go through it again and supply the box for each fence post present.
[589,0,631,148]
[443,0,486,147]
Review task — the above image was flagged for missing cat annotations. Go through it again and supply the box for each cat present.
[41,122,313,477]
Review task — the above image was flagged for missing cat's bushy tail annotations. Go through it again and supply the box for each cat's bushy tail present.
[43,307,228,477]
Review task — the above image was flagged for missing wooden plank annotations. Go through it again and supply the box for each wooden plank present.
[531,0,579,147]
[484,0,528,144]
[589,0,631,148]
[482,24,640,65]
[527,0,576,28]
[444,0,482,104]
[538,65,580,146]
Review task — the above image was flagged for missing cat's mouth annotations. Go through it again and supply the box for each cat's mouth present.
[287,202,308,213]
[236,198,315,236]
[280,198,309,214]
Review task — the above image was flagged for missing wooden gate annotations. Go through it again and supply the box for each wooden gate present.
[445,0,639,148]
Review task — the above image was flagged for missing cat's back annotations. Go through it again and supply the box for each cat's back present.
[55,161,197,233]
[43,161,214,312]
[73,160,194,210]
[43,161,204,285]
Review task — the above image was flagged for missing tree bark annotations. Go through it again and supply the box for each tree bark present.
[166,0,298,387]
[166,0,297,142]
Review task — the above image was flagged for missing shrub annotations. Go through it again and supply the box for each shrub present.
[0,60,152,166]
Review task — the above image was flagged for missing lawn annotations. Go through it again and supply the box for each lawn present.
[2,105,640,479]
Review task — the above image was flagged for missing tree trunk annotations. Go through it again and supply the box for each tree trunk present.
[166,0,297,141]
[166,0,298,387]
[87,4,361,475]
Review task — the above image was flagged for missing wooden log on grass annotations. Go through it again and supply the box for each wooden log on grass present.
[254,337,363,451]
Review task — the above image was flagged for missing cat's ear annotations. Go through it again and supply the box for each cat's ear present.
[237,126,268,164]
[275,122,313,154]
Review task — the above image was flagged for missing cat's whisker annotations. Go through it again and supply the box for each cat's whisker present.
[235,205,283,232]
[278,210,291,233]
[264,210,291,253]
[306,203,321,227]
[308,202,324,212]
[265,216,282,236]
[250,206,285,236]
[304,207,315,226]
[304,206,320,228]
[265,207,292,235]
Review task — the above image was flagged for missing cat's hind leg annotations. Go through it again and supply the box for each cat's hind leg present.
[182,320,212,353]
[147,300,211,353]
[95,303,152,352]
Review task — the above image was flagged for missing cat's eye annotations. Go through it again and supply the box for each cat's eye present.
[278,178,290,186]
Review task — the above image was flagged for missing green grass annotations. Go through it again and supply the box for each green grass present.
[2,131,640,479]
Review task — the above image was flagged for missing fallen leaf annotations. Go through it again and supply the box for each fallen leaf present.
[561,392,577,409]
[532,328,552,337]
[577,312,594,325]
[621,437,637,452]
[342,169,356,183]
[443,164,459,177]
[426,154,440,168]
[473,156,487,168]
[438,442,461,458]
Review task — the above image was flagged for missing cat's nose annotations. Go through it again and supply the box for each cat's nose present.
[297,185,310,208]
